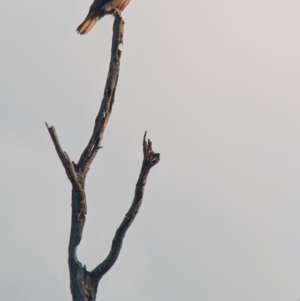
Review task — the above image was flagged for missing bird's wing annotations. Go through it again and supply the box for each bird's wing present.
[87,0,113,17]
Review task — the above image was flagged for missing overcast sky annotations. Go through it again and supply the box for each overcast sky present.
[1,0,300,300]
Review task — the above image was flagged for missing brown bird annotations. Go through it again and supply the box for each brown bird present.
[77,0,130,34]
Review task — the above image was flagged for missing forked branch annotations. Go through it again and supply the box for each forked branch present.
[46,14,160,301]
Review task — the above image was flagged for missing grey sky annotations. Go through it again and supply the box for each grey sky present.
[1,0,300,300]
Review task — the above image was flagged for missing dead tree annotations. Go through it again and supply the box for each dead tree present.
[46,15,160,301]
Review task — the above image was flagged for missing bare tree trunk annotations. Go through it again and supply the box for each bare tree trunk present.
[46,14,160,301]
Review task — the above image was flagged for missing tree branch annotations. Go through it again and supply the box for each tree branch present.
[45,122,80,188]
[76,14,124,176]
[92,133,160,280]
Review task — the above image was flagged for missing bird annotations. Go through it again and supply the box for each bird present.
[77,0,131,34]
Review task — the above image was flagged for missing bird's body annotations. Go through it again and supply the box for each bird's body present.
[77,0,130,34]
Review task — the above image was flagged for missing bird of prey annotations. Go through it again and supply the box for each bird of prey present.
[77,0,131,34]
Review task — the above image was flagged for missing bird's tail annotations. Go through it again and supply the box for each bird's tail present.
[76,15,100,34]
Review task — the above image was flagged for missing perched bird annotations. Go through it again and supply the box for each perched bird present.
[77,0,130,34]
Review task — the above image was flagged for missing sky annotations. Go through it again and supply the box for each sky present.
[1,0,300,300]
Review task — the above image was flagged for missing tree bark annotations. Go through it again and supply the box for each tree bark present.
[46,14,160,301]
